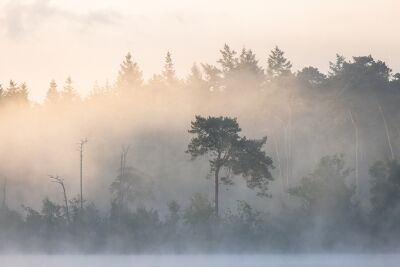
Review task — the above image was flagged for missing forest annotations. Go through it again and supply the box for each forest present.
[1,45,400,253]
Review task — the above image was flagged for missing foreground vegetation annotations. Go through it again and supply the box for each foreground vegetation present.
[1,155,400,252]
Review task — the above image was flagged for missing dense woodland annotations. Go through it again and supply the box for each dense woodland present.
[1,45,400,252]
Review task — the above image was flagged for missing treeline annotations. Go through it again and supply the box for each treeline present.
[1,45,399,106]
[1,155,400,252]
[0,44,400,252]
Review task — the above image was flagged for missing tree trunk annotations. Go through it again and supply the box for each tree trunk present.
[61,183,70,223]
[214,166,220,216]
[379,105,395,160]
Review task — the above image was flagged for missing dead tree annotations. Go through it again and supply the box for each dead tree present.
[348,110,359,189]
[78,138,88,210]
[119,146,130,206]
[284,125,290,187]
[379,106,395,160]
[288,100,293,187]
[50,175,70,222]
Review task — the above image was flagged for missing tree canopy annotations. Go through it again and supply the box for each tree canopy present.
[187,115,273,215]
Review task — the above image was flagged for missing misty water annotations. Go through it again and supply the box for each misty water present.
[1,254,399,267]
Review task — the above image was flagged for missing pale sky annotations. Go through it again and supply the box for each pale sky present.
[0,0,399,101]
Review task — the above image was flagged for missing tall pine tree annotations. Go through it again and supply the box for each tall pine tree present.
[61,76,79,103]
[162,51,177,84]
[267,46,292,78]
[45,80,60,104]
[116,52,143,94]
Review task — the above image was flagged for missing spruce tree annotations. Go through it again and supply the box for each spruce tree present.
[5,80,18,99]
[267,46,292,78]
[62,76,79,103]
[45,80,60,104]
[116,52,143,94]
[217,44,238,73]
[162,51,177,83]
[18,83,29,104]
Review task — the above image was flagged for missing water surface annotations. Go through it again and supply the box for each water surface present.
[1,254,399,267]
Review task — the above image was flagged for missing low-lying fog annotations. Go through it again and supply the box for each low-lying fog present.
[1,46,400,253]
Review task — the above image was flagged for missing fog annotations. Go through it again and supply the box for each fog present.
[0,44,400,256]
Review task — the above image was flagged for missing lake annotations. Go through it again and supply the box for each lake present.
[0,254,399,267]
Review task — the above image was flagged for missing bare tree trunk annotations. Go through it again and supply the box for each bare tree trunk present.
[119,146,129,207]
[288,104,293,187]
[61,182,70,222]
[79,138,88,211]
[379,106,395,160]
[349,110,359,189]
[284,126,290,187]
[214,165,220,217]
[50,176,70,223]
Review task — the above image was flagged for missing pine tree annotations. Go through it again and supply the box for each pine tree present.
[5,80,18,99]
[116,52,143,94]
[238,48,263,76]
[45,80,60,104]
[187,63,203,84]
[4,81,29,105]
[217,44,238,73]
[18,83,29,104]
[62,76,79,103]
[89,80,113,99]
[328,54,346,77]
[267,46,292,78]
[162,51,177,83]
[186,63,207,93]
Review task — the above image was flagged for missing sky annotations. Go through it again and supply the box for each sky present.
[0,0,399,102]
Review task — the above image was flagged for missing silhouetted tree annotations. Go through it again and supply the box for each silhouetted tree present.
[110,147,152,218]
[237,48,264,80]
[4,80,29,105]
[289,155,352,210]
[116,52,143,94]
[5,80,18,99]
[162,51,177,84]
[183,193,215,237]
[297,66,326,88]
[186,63,204,88]
[45,80,60,104]
[217,45,264,91]
[217,44,238,74]
[328,54,346,77]
[289,155,361,246]
[201,63,223,91]
[391,73,400,89]
[369,160,400,235]
[50,176,70,223]
[186,116,273,215]
[18,83,29,104]
[61,76,80,103]
[328,55,391,91]
[267,46,292,78]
